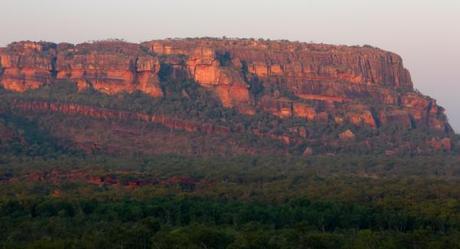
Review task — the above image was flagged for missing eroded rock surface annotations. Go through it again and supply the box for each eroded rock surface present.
[0,38,455,154]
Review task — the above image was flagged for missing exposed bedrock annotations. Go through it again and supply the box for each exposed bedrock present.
[0,38,452,136]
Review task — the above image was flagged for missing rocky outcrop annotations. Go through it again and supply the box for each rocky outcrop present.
[0,42,56,92]
[142,39,449,133]
[0,38,454,154]
[150,39,453,153]
[0,41,163,97]
[144,39,413,104]
[339,130,356,141]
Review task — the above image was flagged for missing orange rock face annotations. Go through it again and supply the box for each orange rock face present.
[293,103,317,121]
[139,38,450,133]
[56,41,162,97]
[0,41,162,97]
[0,42,55,92]
[339,130,356,141]
[0,38,452,136]
[148,42,250,107]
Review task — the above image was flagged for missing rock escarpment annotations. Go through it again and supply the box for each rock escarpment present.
[0,38,455,154]
[142,39,449,133]
[0,41,163,96]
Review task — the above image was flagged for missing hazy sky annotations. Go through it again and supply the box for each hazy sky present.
[1,0,459,131]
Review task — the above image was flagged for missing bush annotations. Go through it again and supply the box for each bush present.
[215,51,232,67]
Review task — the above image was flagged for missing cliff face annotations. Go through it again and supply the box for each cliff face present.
[145,40,413,106]
[142,39,448,132]
[0,38,454,154]
[56,41,163,96]
[0,42,56,92]
[0,41,163,97]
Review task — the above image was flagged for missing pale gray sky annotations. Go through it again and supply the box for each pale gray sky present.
[1,0,459,131]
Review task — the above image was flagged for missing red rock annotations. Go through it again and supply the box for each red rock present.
[0,38,453,144]
[293,103,317,120]
[0,42,56,92]
[347,110,377,128]
[339,130,356,141]
[429,137,452,151]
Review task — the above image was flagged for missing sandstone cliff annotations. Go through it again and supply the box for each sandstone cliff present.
[0,41,163,96]
[0,38,454,154]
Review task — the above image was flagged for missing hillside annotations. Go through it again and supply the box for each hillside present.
[0,38,457,156]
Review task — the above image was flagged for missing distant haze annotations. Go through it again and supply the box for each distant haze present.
[1,0,459,132]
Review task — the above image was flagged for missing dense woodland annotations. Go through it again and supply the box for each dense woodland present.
[1,153,460,249]
[1,82,460,248]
